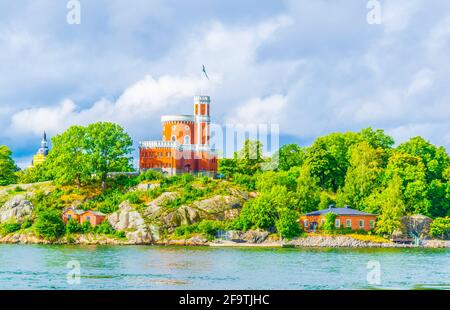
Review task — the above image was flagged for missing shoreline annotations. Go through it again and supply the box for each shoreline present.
[1,233,448,248]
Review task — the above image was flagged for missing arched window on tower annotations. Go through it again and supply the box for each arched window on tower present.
[171,135,176,142]
[184,135,190,144]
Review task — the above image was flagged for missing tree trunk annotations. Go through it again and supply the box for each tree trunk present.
[101,173,107,190]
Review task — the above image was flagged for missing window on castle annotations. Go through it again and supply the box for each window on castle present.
[184,135,190,144]
[171,135,176,142]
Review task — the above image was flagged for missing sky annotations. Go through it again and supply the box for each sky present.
[1,0,450,168]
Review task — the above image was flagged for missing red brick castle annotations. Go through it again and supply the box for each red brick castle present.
[139,95,218,176]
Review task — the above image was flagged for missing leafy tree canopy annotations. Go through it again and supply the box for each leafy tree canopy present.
[0,145,17,186]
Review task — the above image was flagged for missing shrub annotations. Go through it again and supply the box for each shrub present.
[275,209,302,239]
[114,231,126,239]
[81,221,92,233]
[322,212,337,232]
[232,173,256,191]
[21,218,33,229]
[94,220,116,235]
[162,185,209,209]
[65,218,83,234]
[124,191,142,205]
[430,217,450,239]
[112,175,140,189]
[197,220,224,237]
[174,224,199,237]
[0,222,21,235]
[200,176,211,186]
[138,170,163,182]
[85,189,124,214]
[34,209,65,241]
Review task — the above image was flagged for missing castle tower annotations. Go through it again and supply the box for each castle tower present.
[194,95,211,146]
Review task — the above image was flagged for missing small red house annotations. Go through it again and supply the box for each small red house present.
[63,208,106,227]
[300,205,377,232]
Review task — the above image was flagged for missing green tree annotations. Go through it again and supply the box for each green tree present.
[305,132,359,191]
[276,144,305,171]
[275,208,301,239]
[237,194,276,230]
[429,217,450,239]
[337,142,384,210]
[218,158,239,178]
[255,170,297,193]
[375,175,405,236]
[397,136,450,182]
[236,186,296,231]
[236,139,265,175]
[85,122,134,189]
[15,164,51,184]
[359,127,394,150]
[0,145,17,186]
[65,218,83,234]
[322,212,337,231]
[426,180,450,218]
[318,191,335,210]
[46,125,91,186]
[385,152,430,215]
[34,209,65,241]
[295,164,321,213]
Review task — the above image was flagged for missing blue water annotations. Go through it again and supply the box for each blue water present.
[0,244,448,289]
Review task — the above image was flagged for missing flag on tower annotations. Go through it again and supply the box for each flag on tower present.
[202,65,209,80]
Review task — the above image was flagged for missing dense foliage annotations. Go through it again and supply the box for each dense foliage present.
[16,122,134,189]
[3,124,450,240]
[34,209,65,241]
[429,217,450,239]
[0,145,17,186]
[219,127,450,237]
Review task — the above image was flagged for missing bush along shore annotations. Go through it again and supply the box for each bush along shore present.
[1,123,449,248]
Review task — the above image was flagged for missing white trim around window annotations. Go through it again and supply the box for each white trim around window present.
[359,219,365,228]
[346,219,351,228]
[335,219,341,228]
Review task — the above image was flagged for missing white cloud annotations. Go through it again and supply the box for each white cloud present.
[227,95,287,125]
[8,74,212,137]
[3,0,450,166]
[382,0,422,33]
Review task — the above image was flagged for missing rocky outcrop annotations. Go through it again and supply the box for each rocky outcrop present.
[144,190,246,230]
[107,201,156,244]
[161,235,209,246]
[224,230,269,244]
[0,232,132,245]
[0,195,33,224]
[144,192,179,219]
[191,195,243,221]
[162,205,202,228]
[399,215,433,239]
[135,182,161,192]
[0,233,51,244]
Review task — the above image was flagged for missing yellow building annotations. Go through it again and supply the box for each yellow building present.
[32,132,49,167]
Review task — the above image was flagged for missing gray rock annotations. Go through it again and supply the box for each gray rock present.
[0,195,33,224]
[400,214,433,239]
[191,195,243,221]
[242,230,269,244]
[186,235,208,244]
[135,182,161,191]
[107,201,155,244]
[144,192,179,219]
